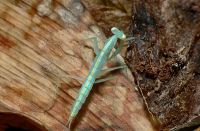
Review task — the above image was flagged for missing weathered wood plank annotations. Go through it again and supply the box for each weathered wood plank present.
[0,0,155,130]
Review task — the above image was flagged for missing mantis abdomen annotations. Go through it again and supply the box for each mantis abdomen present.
[69,49,108,119]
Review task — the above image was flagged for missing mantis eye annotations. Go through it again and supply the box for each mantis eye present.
[111,27,126,40]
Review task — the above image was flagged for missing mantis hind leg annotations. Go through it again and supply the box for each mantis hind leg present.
[99,65,127,77]
[95,77,116,84]
[95,65,127,83]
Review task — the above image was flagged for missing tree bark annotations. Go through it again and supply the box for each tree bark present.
[125,0,200,130]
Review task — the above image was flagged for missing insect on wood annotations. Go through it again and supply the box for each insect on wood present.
[67,27,126,129]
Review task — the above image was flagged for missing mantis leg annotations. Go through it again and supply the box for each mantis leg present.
[125,37,136,41]
[60,75,84,84]
[100,65,127,74]
[63,66,127,85]
[108,36,137,60]
[108,40,124,60]
[64,65,127,84]
[94,65,127,84]
[95,76,116,84]
[86,36,101,56]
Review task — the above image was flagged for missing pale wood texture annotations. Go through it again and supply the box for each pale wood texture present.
[0,0,155,131]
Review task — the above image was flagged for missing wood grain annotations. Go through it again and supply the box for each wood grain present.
[0,0,154,131]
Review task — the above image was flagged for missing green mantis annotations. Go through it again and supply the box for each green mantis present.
[67,27,128,128]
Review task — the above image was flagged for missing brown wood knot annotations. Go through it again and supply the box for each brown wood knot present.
[0,112,48,131]
[0,34,16,49]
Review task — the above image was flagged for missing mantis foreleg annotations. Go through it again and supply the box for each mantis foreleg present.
[108,36,137,60]
[108,40,124,60]
[86,36,101,56]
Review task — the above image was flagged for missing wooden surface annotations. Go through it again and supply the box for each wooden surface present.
[0,0,154,131]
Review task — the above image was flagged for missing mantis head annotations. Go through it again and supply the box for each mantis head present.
[111,27,126,40]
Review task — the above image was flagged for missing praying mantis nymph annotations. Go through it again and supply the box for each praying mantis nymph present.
[67,27,128,128]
